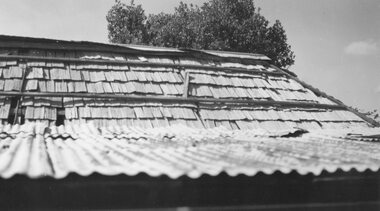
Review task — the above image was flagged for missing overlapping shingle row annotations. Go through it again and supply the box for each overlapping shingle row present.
[189,70,333,104]
[64,102,202,128]
[198,106,367,130]
[23,62,183,96]
[0,35,374,130]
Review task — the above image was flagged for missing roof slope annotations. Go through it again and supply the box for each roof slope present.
[0,123,379,179]
[0,35,379,180]
[0,35,375,130]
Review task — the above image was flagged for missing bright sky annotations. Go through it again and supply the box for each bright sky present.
[0,0,379,111]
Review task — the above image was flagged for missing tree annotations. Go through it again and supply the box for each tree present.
[106,0,146,44]
[106,0,295,68]
[145,3,203,48]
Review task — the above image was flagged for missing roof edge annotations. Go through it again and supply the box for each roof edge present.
[0,34,185,56]
[274,66,380,127]
[0,34,271,61]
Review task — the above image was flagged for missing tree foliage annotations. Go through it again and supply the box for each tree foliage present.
[106,0,146,44]
[106,0,295,68]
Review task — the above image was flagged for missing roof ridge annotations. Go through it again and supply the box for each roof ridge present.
[0,34,271,60]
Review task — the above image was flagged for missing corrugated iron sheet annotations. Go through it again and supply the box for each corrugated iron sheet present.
[0,123,379,179]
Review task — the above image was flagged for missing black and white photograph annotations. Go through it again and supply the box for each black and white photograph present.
[0,0,379,210]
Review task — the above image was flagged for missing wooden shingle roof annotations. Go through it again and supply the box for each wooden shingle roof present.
[1,35,380,211]
[0,34,376,130]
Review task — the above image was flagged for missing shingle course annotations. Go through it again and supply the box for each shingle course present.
[0,36,374,130]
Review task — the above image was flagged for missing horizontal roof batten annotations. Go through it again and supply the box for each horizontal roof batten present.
[196,49,271,61]
[0,55,286,77]
[0,41,186,57]
[0,35,271,60]
[0,91,345,110]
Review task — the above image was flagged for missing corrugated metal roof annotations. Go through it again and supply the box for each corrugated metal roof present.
[0,123,379,179]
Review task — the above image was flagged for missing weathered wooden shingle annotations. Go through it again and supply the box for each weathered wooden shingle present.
[0,36,373,129]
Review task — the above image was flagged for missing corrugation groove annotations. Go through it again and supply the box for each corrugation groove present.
[0,123,379,179]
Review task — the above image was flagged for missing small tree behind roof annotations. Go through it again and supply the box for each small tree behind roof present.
[106,0,295,68]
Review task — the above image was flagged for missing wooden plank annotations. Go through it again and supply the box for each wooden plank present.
[182,71,190,98]
[0,35,274,60]
[0,91,346,110]
[13,66,28,124]
[0,55,287,77]
[0,39,181,57]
